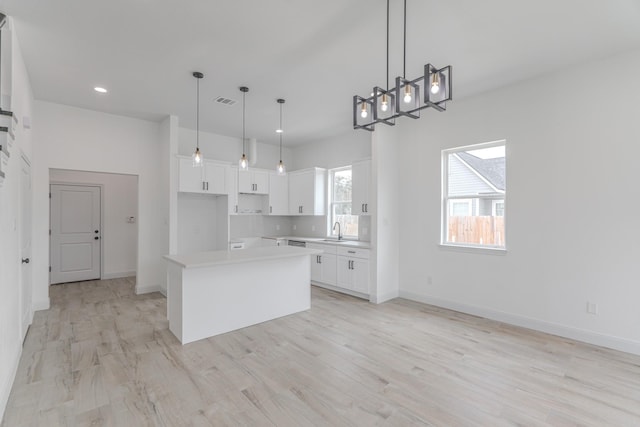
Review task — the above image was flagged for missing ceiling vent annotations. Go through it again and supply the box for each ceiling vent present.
[214,96,236,106]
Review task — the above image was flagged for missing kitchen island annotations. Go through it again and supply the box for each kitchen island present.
[163,246,322,344]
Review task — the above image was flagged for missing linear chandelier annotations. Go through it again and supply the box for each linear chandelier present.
[353,0,452,131]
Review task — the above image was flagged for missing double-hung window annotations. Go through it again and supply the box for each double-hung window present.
[329,166,358,238]
[442,141,506,249]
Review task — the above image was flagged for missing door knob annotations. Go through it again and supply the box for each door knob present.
[21,258,29,264]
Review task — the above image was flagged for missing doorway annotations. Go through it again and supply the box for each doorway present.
[50,184,102,284]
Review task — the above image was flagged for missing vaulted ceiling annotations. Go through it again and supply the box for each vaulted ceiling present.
[2,0,640,145]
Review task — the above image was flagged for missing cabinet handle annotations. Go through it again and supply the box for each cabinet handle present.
[365,203,367,213]
[319,256,322,264]
[235,205,238,213]
[362,203,365,213]
[206,182,209,191]
[270,206,272,214]
[202,181,205,191]
[348,250,356,254]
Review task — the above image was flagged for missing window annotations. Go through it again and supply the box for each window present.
[442,141,506,248]
[329,167,358,238]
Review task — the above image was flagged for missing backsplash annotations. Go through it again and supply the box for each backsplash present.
[230,215,293,239]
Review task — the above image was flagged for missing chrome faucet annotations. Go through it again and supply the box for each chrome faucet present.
[333,221,342,240]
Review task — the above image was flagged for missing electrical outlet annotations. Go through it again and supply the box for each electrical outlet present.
[587,302,598,315]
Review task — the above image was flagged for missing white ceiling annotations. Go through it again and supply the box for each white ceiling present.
[2,0,640,146]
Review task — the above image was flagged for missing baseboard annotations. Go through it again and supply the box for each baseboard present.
[135,284,162,295]
[399,291,640,356]
[102,271,136,280]
[0,344,22,425]
[32,298,50,312]
[371,290,400,304]
[310,282,369,301]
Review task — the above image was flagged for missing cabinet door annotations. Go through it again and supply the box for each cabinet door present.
[336,256,353,290]
[310,254,322,282]
[178,157,204,193]
[227,166,238,214]
[238,170,253,193]
[352,159,371,215]
[268,172,289,215]
[253,170,269,195]
[288,171,306,214]
[351,259,369,294]
[204,161,226,194]
[321,254,337,286]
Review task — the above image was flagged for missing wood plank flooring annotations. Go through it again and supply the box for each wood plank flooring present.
[3,277,640,426]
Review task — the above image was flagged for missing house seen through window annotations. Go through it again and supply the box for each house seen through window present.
[329,167,358,238]
[442,141,506,249]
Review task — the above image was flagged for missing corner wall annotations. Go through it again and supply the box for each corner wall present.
[396,48,640,354]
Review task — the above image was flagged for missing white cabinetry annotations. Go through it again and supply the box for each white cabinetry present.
[238,169,269,194]
[226,166,238,214]
[352,159,371,215]
[266,172,288,215]
[178,156,227,194]
[336,247,370,295]
[288,168,326,215]
[307,243,337,286]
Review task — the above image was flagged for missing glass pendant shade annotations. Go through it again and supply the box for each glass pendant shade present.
[239,153,248,170]
[192,147,203,166]
[277,160,286,176]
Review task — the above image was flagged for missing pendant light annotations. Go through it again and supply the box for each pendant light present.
[276,99,286,175]
[192,71,204,167]
[239,86,249,171]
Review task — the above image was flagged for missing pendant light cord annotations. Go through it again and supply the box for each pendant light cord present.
[196,77,200,149]
[386,0,390,90]
[279,102,283,161]
[403,0,407,79]
[242,90,245,154]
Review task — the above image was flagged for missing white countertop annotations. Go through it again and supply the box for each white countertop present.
[271,236,372,249]
[164,246,322,269]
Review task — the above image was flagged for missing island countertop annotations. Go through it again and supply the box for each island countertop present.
[164,246,322,269]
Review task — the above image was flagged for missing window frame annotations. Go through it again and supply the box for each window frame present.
[328,166,358,239]
[441,140,506,251]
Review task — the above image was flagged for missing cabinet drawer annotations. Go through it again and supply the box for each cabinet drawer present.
[337,247,369,259]
[307,243,338,254]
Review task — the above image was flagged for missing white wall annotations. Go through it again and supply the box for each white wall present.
[179,127,293,171]
[394,48,640,354]
[0,18,34,422]
[49,169,138,278]
[33,101,169,300]
[291,131,371,170]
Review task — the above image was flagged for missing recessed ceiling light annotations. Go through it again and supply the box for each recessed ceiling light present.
[94,87,108,93]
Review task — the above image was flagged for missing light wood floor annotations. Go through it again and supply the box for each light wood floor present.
[3,278,640,426]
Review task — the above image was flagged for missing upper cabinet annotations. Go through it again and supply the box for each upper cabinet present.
[266,172,289,215]
[352,159,371,215]
[238,169,269,194]
[288,167,326,215]
[178,156,227,194]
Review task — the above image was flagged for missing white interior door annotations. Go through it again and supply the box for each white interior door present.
[50,184,101,284]
[20,157,32,339]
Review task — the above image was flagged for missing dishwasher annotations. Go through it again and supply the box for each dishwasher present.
[287,239,306,248]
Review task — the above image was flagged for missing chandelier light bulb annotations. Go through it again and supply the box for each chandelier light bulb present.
[381,94,388,112]
[193,147,202,165]
[360,103,368,118]
[239,154,248,170]
[277,160,286,175]
[403,85,412,103]
[431,73,441,94]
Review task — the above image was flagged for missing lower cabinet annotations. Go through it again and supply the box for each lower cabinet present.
[336,247,370,294]
[308,243,369,297]
[308,243,337,286]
